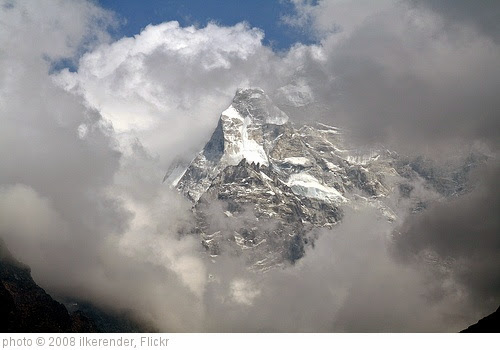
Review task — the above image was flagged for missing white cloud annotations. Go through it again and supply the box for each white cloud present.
[1,0,498,332]
[53,20,330,170]
[53,21,273,168]
[0,0,114,60]
[280,0,500,155]
[0,184,69,244]
[0,0,208,331]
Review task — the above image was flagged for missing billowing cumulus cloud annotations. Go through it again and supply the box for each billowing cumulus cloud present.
[1,0,499,332]
[54,21,278,169]
[52,19,331,170]
[55,21,265,133]
[0,0,207,331]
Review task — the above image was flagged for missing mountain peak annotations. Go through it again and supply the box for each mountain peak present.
[167,87,483,271]
[201,88,289,169]
[229,87,289,126]
[172,88,292,202]
[235,87,265,96]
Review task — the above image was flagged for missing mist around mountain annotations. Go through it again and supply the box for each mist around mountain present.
[1,0,499,333]
[167,88,489,275]
[160,88,499,332]
[0,238,96,332]
[2,85,497,333]
[1,85,498,332]
[0,238,151,333]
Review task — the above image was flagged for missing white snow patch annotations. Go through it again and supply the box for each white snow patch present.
[264,107,289,125]
[286,173,347,203]
[163,165,188,188]
[221,105,269,166]
[318,129,340,135]
[237,87,264,95]
[325,160,342,172]
[240,116,269,165]
[345,152,380,165]
[283,157,312,167]
[316,122,341,132]
[260,171,272,182]
[221,104,244,121]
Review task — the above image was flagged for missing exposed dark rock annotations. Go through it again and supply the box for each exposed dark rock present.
[0,238,96,332]
[64,301,156,333]
[461,306,500,333]
[0,238,150,333]
[398,183,414,198]
[203,118,225,162]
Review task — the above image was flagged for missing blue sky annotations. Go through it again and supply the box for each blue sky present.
[98,0,316,50]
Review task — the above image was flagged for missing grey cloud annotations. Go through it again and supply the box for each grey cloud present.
[2,0,499,333]
[198,207,476,332]
[410,0,500,44]
[278,4,500,323]
[393,162,500,314]
[279,1,500,156]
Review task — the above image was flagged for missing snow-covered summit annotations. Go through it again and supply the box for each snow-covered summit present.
[217,88,289,166]
[166,88,475,270]
[231,88,289,125]
[175,88,293,201]
[168,88,393,268]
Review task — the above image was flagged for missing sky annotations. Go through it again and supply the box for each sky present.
[97,0,317,50]
[0,0,499,332]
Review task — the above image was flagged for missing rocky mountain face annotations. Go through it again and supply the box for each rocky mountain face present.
[0,238,97,332]
[461,305,500,332]
[0,238,150,333]
[165,88,483,270]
